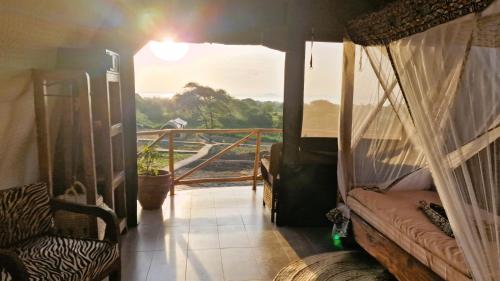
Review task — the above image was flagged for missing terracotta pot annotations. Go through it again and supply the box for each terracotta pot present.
[138,170,171,210]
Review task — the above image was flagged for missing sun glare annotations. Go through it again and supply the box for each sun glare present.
[149,38,189,62]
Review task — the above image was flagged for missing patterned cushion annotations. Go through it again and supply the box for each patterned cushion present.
[0,235,119,281]
[0,183,53,247]
[0,271,11,281]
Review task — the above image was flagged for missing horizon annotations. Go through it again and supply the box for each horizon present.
[136,91,339,103]
[134,41,343,104]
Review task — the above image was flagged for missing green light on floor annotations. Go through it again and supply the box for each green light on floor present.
[332,234,343,249]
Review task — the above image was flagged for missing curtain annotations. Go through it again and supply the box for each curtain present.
[339,1,500,280]
[388,3,500,280]
[338,44,425,200]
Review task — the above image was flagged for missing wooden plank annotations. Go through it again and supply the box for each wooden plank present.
[177,175,255,185]
[175,132,255,182]
[351,213,444,281]
[252,130,261,190]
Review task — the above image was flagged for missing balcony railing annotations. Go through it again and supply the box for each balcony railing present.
[137,128,282,194]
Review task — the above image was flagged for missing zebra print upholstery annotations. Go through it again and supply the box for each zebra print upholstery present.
[1,235,119,281]
[0,269,11,280]
[0,183,53,248]
[0,183,120,281]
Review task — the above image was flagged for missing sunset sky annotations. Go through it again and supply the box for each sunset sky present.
[134,41,343,102]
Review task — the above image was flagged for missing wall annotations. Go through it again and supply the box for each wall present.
[0,0,109,189]
[0,48,58,188]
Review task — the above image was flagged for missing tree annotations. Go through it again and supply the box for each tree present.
[173,82,232,129]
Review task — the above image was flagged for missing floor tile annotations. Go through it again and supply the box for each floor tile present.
[188,225,220,249]
[216,208,244,225]
[190,208,217,226]
[147,251,187,281]
[121,251,154,281]
[191,194,215,208]
[186,249,224,281]
[218,225,252,248]
[121,186,333,281]
[221,248,262,281]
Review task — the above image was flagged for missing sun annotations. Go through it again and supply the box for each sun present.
[149,38,189,62]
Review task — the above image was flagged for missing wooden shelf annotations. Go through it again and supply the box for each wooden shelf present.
[57,48,128,233]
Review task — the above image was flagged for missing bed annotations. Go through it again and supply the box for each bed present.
[347,188,471,281]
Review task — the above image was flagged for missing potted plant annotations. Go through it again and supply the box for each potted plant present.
[137,146,171,210]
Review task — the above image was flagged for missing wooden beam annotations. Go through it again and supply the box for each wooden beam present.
[118,49,139,228]
[338,41,355,200]
[282,27,306,166]
[351,213,444,281]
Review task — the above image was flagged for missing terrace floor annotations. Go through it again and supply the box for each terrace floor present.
[120,185,334,281]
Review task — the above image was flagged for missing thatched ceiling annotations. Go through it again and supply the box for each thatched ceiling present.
[0,0,396,53]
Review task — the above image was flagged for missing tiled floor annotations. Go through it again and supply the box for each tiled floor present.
[121,185,333,281]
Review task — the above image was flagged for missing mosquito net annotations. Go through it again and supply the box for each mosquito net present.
[339,1,500,280]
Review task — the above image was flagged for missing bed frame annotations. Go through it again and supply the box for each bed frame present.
[351,212,444,281]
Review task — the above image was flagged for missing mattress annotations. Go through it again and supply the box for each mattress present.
[347,188,471,281]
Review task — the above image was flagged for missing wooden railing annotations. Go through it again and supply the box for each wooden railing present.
[137,128,282,194]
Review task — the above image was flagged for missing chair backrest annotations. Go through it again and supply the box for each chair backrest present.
[0,183,53,247]
[269,142,283,176]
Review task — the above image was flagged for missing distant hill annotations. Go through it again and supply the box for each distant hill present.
[136,82,283,130]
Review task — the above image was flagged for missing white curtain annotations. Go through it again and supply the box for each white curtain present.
[340,1,500,280]
[338,44,425,199]
[389,3,500,280]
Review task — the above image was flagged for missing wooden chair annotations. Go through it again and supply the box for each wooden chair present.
[260,142,282,222]
[0,183,121,281]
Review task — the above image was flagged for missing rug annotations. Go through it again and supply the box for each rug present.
[274,251,396,281]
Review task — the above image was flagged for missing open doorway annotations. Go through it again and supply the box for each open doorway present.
[133,40,285,191]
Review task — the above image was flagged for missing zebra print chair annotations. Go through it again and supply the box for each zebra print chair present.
[0,183,121,281]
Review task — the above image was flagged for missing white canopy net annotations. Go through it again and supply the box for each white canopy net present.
[339,1,500,280]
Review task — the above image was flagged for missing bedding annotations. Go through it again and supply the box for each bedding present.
[379,168,433,192]
[347,188,471,281]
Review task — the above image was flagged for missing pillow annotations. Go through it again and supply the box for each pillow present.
[385,168,433,192]
[0,183,53,247]
[419,200,454,238]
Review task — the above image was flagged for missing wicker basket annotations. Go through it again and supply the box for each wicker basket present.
[54,181,107,239]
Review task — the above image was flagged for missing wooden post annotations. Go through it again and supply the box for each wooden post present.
[122,51,139,228]
[252,130,261,190]
[338,41,356,201]
[282,31,305,166]
[168,132,175,195]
